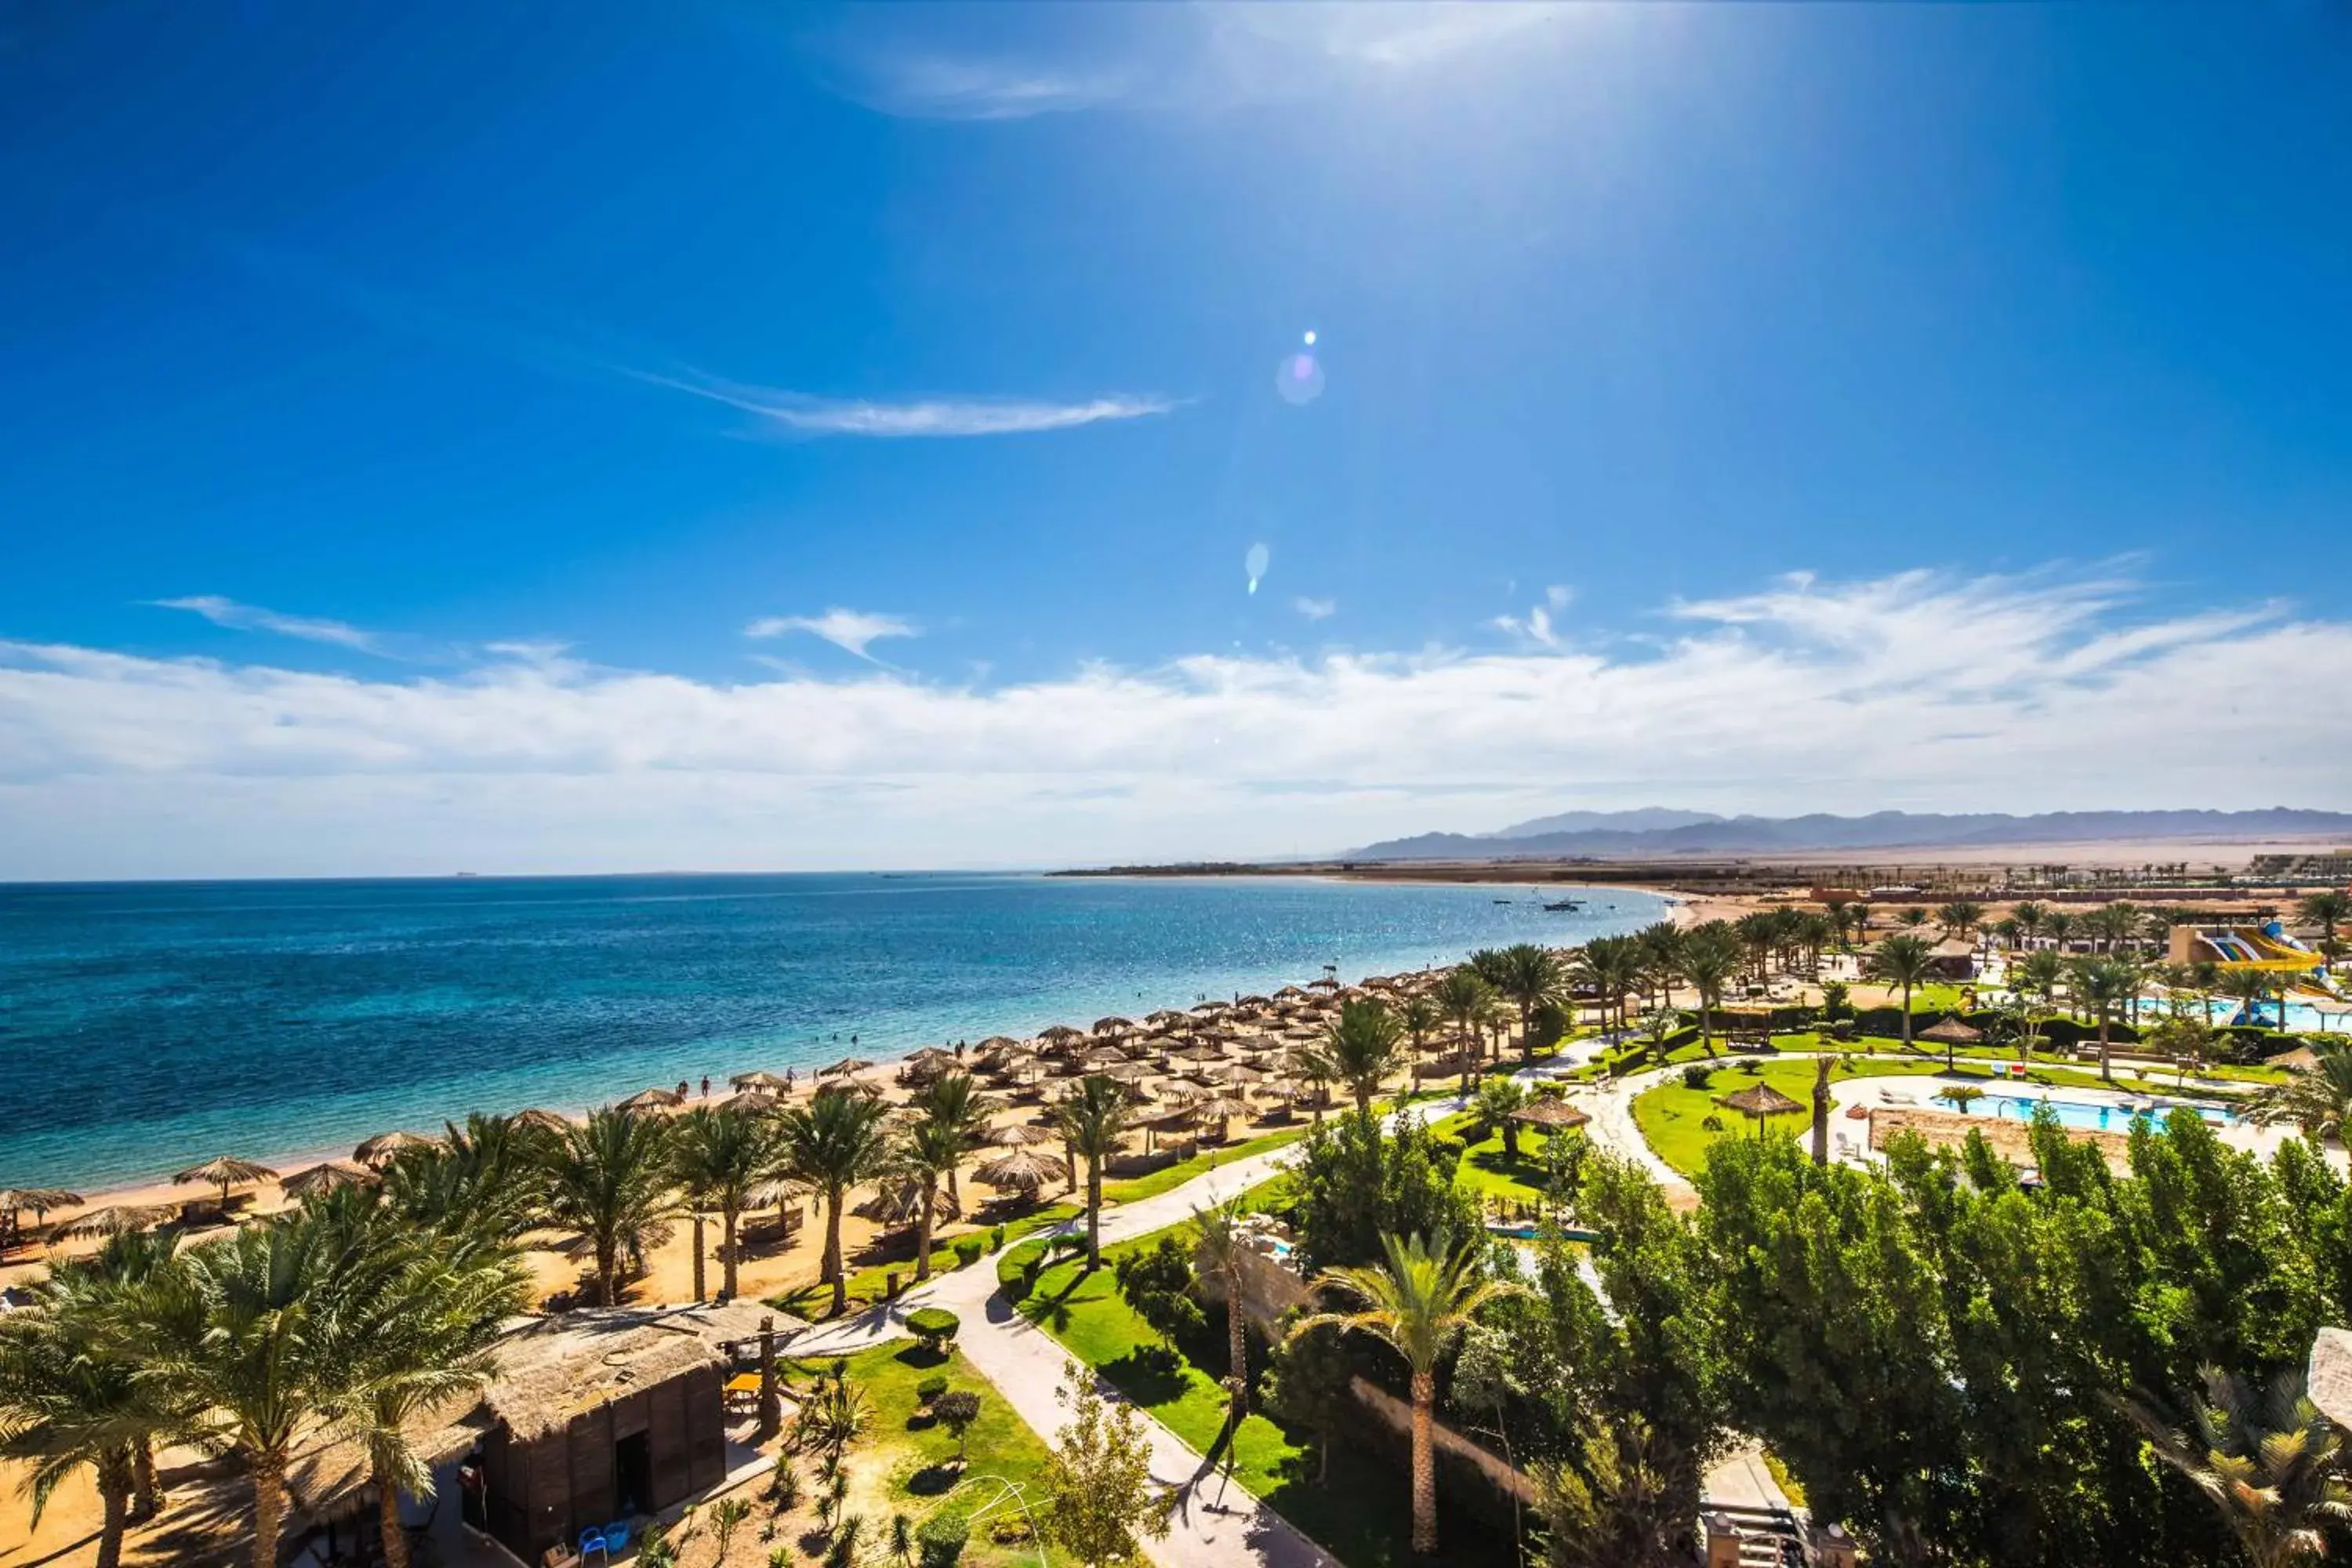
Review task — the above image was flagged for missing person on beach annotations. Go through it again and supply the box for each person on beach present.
[700,1075,710,1098]
[676,1080,688,1100]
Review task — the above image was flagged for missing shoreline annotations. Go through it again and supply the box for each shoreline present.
[22,880,1668,1202]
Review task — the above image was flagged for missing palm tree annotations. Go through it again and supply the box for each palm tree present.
[382,1112,543,1243]
[1820,901,1855,953]
[1054,1075,1132,1272]
[1936,900,1985,946]
[2299,890,2352,962]
[0,1245,180,1568]
[1577,937,1642,1033]
[1637,922,1684,1005]
[1676,931,1738,1058]
[1397,994,1440,1055]
[892,1114,969,1283]
[2045,910,2075,953]
[2123,1366,2352,1568]
[670,1106,780,1301]
[2248,1039,2352,1143]
[1495,944,1563,1054]
[775,1091,895,1316]
[1433,970,1497,1091]
[1294,1232,1520,1555]
[1287,1041,1338,1122]
[329,1237,527,1568]
[1473,1076,1529,1160]
[136,1214,361,1568]
[1868,934,1937,1053]
[1319,998,1407,1118]
[2223,967,2279,1033]
[539,1107,677,1306]
[907,1072,985,1208]
[1990,917,2023,952]
[1191,1197,1256,1427]
[2069,956,2137,1085]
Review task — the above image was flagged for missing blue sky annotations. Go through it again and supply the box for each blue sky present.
[3,2,2351,877]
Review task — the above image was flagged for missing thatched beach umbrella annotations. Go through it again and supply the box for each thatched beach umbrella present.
[1190,1095,1254,1141]
[982,1123,1056,1149]
[731,1070,792,1092]
[618,1087,684,1114]
[281,1162,373,1200]
[746,1178,810,1213]
[975,1147,1068,1194]
[0,1187,82,1238]
[1092,1016,1134,1036]
[511,1108,572,1134]
[1509,1098,1592,1134]
[53,1203,178,1241]
[817,1057,873,1080]
[1918,1017,1984,1048]
[354,1130,435,1167]
[1145,1010,1187,1025]
[720,1090,779,1115]
[976,1036,1022,1052]
[815,1076,884,1101]
[1716,1083,1805,1136]
[173,1155,279,1210]
[855,1178,960,1231]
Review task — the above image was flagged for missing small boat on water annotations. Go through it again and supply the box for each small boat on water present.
[1492,898,1512,904]
[1543,898,1583,912]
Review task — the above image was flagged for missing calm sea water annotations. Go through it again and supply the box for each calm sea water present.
[0,873,1663,1189]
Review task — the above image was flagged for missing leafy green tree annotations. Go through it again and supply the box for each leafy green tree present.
[539,1106,677,1305]
[1287,1109,1480,1272]
[2249,1038,2352,1144]
[1113,1233,1204,1342]
[1868,934,1937,1053]
[1261,1316,1354,1483]
[933,1390,982,1461]
[2123,1366,2352,1568]
[2144,1007,2217,1088]
[670,1105,781,1300]
[1054,1074,1132,1271]
[776,1092,895,1316]
[1473,1076,1529,1160]
[1040,1368,1173,1567]
[1295,1232,1521,1555]
[1530,1414,1680,1568]
[1318,997,1407,1119]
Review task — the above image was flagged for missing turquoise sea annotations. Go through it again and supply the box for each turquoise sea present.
[0,873,1664,1190]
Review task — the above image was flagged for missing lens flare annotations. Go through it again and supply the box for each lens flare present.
[1302,330,1317,346]
[1275,350,1325,405]
[1245,542,1270,594]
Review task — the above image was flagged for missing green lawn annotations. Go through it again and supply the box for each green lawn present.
[1631,1058,1955,1177]
[1101,1125,1310,1203]
[774,1205,1078,1319]
[1006,1225,1515,1568]
[1428,1110,1562,1203]
[802,1340,1069,1566]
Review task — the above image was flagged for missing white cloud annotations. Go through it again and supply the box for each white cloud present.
[744,608,918,661]
[838,54,1128,121]
[7,568,2350,877]
[634,372,1177,439]
[1545,584,1573,611]
[151,596,387,655]
[1492,604,1563,650]
[1294,597,1337,622]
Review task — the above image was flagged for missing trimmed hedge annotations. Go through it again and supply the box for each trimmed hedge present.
[907,1305,961,1352]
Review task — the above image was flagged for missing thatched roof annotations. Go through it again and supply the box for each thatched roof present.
[855,1180,959,1229]
[975,1148,1068,1191]
[1717,1083,1805,1118]
[173,1155,278,1189]
[0,1187,82,1214]
[512,1108,573,1133]
[1509,1098,1592,1131]
[354,1130,435,1167]
[817,1058,873,1078]
[1918,1016,1984,1045]
[982,1122,1056,1148]
[617,1087,684,1112]
[281,1162,374,1200]
[731,1070,792,1091]
[52,1203,177,1240]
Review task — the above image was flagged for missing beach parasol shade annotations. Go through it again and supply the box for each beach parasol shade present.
[53,1202,179,1241]
[1509,1098,1592,1132]
[746,1178,810,1210]
[1189,1095,1254,1123]
[730,1070,793,1091]
[0,1187,83,1224]
[1037,1025,1086,1043]
[720,1090,779,1114]
[617,1087,684,1113]
[854,1178,960,1229]
[975,1148,1069,1192]
[1145,1010,1187,1025]
[281,1161,374,1199]
[1716,1083,1805,1134]
[817,1058,874,1079]
[975,1036,1022,1051]
[1091,1016,1134,1036]
[982,1122,1057,1148]
[354,1130,435,1167]
[815,1077,885,1100]
[173,1155,280,1209]
[510,1108,572,1134]
[1918,1016,1984,1046]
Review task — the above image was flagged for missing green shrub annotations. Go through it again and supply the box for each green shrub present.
[1700,1114,1725,1132]
[916,1511,971,1568]
[914,1374,949,1406]
[906,1306,961,1353]
[989,1222,1007,1252]
[1681,1064,1715,1090]
[1115,1234,1207,1343]
[953,1235,987,1268]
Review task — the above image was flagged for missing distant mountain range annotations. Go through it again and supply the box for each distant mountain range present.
[1346,808,2352,862]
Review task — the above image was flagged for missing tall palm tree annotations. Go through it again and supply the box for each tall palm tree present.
[2248,1039,2352,1144]
[2069,956,2137,1085]
[1287,1041,1338,1123]
[383,1112,543,1243]
[1637,922,1684,1006]
[1936,900,1985,946]
[1397,994,1440,1055]
[775,1092,895,1317]
[892,1114,969,1283]
[1577,937,1641,1033]
[135,1214,362,1568]
[1319,998,1407,1119]
[2045,910,2076,953]
[1675,931,1739,1059]
[1294,1232,1519,1555]
[1795,912,1836,978]
[329,1236,527,1568]
[907,1072,986,1208]
[0,1247,180,1568]
[2123,1366,2352,1568]
[1495,944,1563,1055]
[1868,934,1937,1054]
[1054,1075,1131,1272]
[2299,889,2352,962]
[1433,970,1497,1090]
[1820,901,1855,953]
[539,1107,677,1306]
[2223,967,2279,1033]
[1191,1197,1256,1427]
[669,1105,780,1301]
[1733,913,1777,984]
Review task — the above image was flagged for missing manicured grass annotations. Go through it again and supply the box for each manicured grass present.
[1632,1058,1955,1177]
[1428,1110,1560,1203]
[1008,1225,1515,1568]
[774,1205,1077,1319]
[802,1340,1069,1566]
[1100,1125,1309,1203]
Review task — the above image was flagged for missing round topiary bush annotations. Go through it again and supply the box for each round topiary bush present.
[906,1306,961,1354]
[953,1235,987,1268]
[914,1374,949,1406]
[917,1511,972,1567]
[1681,1064,1714,1090]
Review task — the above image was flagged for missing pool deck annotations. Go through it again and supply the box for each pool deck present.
[1828,1077,2325,1165]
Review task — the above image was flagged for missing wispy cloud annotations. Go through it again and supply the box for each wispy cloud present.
[1294,597,1337,622]
[745,608,917,661]
[633,372,1177,439]
[151,596,388,655]
[11,568,2350,877]
[840,54,1128,122]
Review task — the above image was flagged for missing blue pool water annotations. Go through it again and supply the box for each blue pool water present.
[0,873,1663,1189]
[1983,1093,2240,1131]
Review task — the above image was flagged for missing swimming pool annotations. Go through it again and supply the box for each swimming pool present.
[1982,1093,2240,1131]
